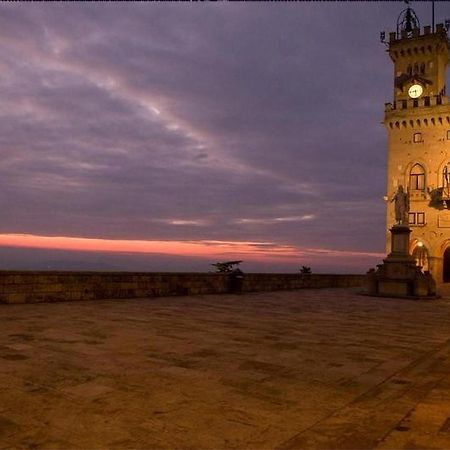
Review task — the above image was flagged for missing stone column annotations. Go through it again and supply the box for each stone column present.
[428,256,443,284]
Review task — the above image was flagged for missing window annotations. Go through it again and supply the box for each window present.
[413,132,422,143]
[409,212,425,226]
[409,164,425,190]
[447,130,450,140]
[443,163,450,180]
[442,164,450,198]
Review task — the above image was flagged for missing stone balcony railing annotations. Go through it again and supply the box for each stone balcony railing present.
[385,95,449,113]
[0,271,365,304]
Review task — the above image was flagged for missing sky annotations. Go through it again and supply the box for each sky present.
[0,1,448,273]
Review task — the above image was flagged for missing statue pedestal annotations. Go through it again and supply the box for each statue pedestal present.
[365,225,437,298]
[387,225,414,259]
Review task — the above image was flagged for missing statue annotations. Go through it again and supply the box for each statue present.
[391,185,409,225]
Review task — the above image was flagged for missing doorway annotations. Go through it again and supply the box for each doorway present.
[444,248,450,283]
[412,244,429,271]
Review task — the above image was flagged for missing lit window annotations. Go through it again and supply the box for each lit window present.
[409,212,426,226]
[413,132,422,143]
[409,164,425,190]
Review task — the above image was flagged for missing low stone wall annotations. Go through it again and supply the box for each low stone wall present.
[0,271,364,304]
[242,273,364,292]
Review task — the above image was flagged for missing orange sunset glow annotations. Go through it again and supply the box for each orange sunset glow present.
[0,233,384,264]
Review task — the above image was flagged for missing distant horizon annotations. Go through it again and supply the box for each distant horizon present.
[0,239,382,274]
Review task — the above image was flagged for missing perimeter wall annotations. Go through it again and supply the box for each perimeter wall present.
[0,271,365,304]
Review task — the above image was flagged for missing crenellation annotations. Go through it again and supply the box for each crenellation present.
[390,23,448,42]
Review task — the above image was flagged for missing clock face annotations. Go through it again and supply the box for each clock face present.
[408,84,423,98]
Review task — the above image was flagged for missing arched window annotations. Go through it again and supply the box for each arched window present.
[444,247,450,282]
[409,164,425,191]
[442,163,450,199]
[443,163,450,184]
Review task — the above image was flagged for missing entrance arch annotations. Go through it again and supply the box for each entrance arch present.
[411,243,429,271]
[443,248,450,283]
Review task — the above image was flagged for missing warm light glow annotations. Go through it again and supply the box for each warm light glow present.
[408,84,423,99]
[417,241,424,247]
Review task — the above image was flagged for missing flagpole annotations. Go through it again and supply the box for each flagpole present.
[432,0,435,33]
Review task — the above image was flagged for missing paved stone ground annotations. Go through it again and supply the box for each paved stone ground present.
[2,288,450,449]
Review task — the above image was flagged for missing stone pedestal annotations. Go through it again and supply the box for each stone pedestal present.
[365,225,437,299]
[388,225,413,259]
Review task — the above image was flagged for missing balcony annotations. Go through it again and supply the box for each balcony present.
[385,95,448,112]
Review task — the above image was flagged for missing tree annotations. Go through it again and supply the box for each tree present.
[211,260,243,273]
[300,266,312,274]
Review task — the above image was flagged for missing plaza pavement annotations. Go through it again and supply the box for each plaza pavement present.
[2,288,450,449]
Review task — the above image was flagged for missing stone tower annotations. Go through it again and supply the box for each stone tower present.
[384,8,450,283]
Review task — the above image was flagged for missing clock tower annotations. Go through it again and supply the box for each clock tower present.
[384,6,450,283]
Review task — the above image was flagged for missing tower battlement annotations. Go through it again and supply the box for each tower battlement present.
[385,94,449,114]
[385,19,449,105]
[389,23,449,44]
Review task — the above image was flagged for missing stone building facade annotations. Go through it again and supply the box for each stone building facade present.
[384,16,450,284]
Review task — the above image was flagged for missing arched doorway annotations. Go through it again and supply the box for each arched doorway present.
[443,248,450,283]
[412,243,429,271]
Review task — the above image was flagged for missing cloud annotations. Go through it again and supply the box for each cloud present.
[234,215,315,225]
[0,233,383,269]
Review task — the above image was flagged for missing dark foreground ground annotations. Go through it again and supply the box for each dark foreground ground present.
[2,288,450,449]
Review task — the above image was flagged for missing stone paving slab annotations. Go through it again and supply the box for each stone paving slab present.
[1,289,450,449]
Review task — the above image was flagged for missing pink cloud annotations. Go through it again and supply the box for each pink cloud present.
[0,233,384,267]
